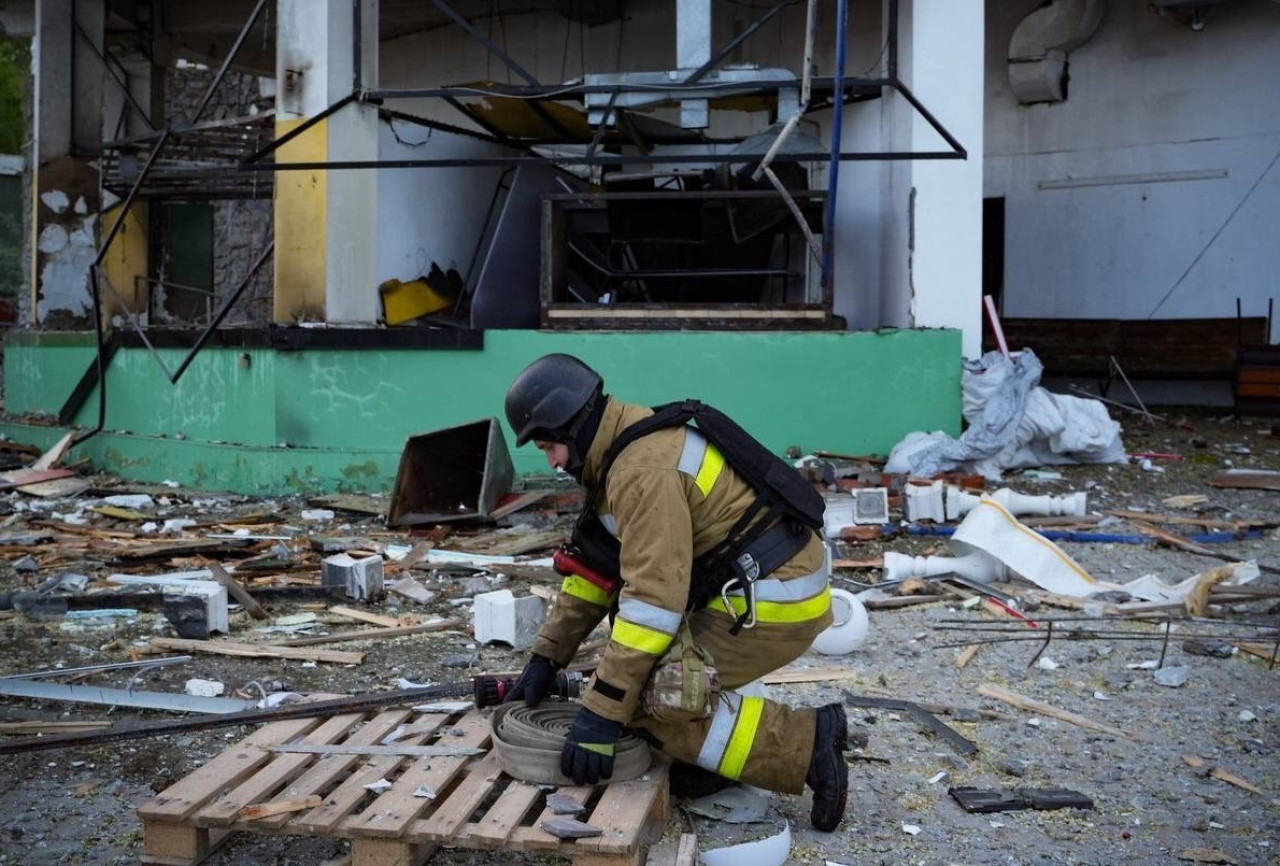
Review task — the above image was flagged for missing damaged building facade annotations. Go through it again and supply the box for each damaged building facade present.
[0,0,1274,493]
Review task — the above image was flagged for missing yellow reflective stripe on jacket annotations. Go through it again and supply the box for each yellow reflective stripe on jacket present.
[696,692,765,780]
[560,575,614,608]
[707,585,832,624]
[610,618,674,655]
[677,430,726,497]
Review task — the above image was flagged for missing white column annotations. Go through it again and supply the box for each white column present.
[275,0,379,325]
[31,0,105,327]
[882,0,985,357]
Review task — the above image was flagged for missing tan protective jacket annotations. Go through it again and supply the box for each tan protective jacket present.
[531,398,832,724]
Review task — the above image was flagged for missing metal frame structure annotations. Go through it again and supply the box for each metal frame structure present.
[73,0,968,445]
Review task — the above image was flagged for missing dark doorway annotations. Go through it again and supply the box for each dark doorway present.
[982,197,1005,313]
[158,203,214,322]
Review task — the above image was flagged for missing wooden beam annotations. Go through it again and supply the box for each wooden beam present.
[281,619,462,648]
[977,684,1133,740]
[207,562,268,620]
[1183,755,1266,795]
[150,637,364,665]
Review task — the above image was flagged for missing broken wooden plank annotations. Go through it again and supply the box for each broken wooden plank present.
[236,795,323,822]
[328,605,406,629]
[150,637,364,665]
[17,476,92,498]
[1235,641,1280,665]
[863,594,948,610]
[833,556,884,569]
[308,493,387,516]
[1209,469,1280,491]
[0,467,76,491]
[1108,509,1265,531]
[954,644,981,669]
[207,562,268,620]
[280,619,462,647]
[763,667,861,685]
[31,432,74,471]
[489,490,552,520]
[111,538,256,564]
[977,684,1134,740]
[1183,755,1266,795]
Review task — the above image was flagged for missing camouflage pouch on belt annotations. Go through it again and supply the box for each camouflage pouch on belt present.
[641,621,721,723]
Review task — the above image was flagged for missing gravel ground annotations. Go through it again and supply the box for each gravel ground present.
[1,407,1278,866]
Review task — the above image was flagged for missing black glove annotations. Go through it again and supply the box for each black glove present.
[560,707,623,785]
[505,654,559,707]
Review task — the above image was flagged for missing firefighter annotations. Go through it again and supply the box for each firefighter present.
[502,353,849,833]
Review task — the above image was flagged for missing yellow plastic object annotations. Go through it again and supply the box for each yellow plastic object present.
[379,278,453,325]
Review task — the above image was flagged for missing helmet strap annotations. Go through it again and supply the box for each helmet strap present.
[563,387,606,481]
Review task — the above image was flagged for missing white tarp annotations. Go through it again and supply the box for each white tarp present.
[885,349,1128,481]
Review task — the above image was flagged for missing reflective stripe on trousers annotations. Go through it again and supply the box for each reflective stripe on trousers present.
[695,691,766,780]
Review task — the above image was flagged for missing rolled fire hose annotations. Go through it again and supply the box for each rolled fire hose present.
[490,700,652,785]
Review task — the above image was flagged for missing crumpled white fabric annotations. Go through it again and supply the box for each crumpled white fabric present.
[885,349,1128,481]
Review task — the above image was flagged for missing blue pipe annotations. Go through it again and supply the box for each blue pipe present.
[819,0,850,297]
[904,525,1262,545]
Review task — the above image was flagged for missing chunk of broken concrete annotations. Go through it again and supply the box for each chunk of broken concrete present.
[473,589,546,650]
[545,793,586,815]
[541,818,602,839]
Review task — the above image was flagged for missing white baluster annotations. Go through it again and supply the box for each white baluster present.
[945,486,1086,521]
[883,549,1008,584]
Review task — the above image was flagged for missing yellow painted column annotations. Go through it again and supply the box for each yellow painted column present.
[100,201,149,324]
[273,118,328,323]
[273,0,379,325]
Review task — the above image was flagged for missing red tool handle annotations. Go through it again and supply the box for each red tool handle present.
[552,547,620,595]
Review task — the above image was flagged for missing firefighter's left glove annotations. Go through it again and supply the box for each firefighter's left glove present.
[560,707,622,785]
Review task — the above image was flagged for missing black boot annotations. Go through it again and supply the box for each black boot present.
[805,703,848,832]
[669,760,735,800]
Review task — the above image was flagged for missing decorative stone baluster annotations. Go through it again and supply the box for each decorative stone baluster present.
[945,487,1087,521]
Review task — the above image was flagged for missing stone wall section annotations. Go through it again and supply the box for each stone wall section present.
[160,64,273,325]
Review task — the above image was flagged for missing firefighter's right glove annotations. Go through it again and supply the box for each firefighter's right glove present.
[505,653,559,707]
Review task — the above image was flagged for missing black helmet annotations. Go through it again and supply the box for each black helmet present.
[505,354,603,446]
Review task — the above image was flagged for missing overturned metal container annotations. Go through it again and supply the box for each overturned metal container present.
[387,417,514,527]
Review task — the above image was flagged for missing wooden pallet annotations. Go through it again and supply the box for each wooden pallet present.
[137,706,670,866]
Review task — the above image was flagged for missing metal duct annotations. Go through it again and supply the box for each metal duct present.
[1007,0,1107,105]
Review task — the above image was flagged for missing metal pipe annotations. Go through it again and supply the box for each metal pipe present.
[683,0,793,86]
[191,0,270,126]
[365,76,891,101]
[227,150,963,173]
[820,0,851,297]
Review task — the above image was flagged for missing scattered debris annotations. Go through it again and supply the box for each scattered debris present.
[948,786,1093,813]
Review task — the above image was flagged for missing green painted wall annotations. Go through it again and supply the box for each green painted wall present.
[2,329,962,494]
